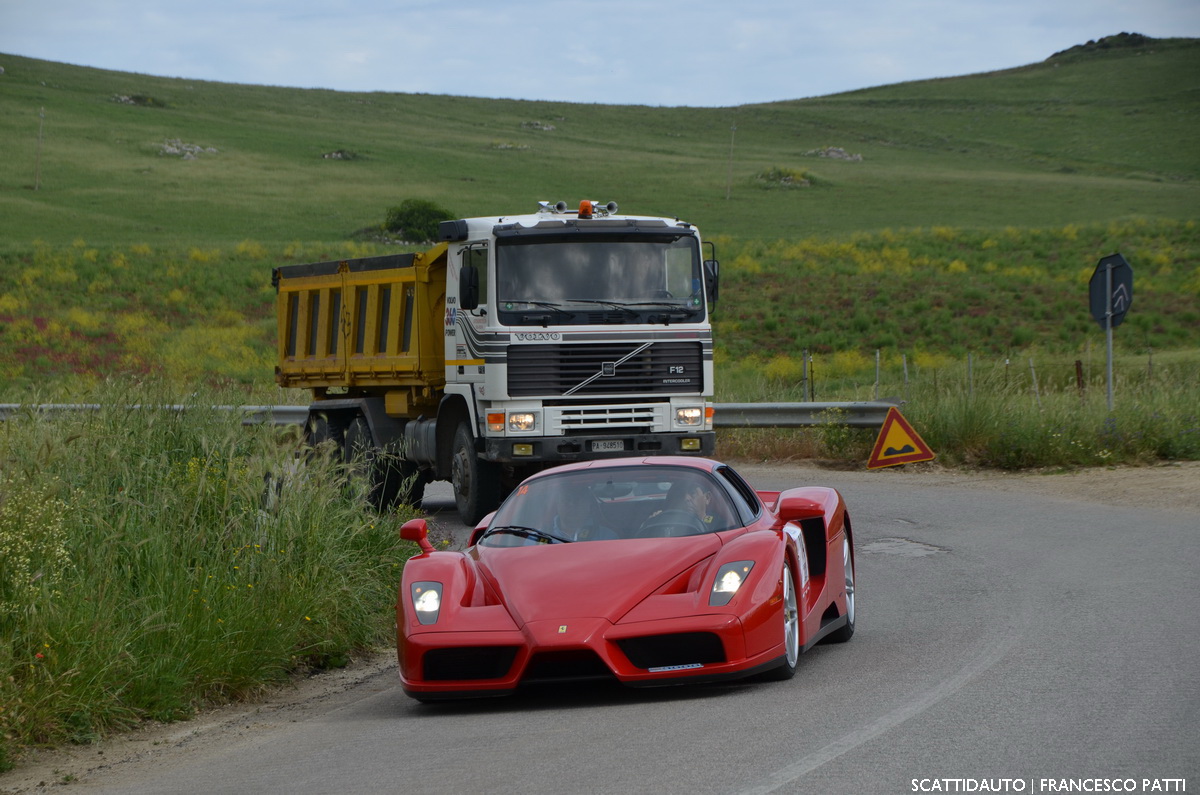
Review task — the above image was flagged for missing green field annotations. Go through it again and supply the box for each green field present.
[2,36,1198,395]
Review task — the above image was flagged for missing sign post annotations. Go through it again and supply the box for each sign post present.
[1088,254,1133,411]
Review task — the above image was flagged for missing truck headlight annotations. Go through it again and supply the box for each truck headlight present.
[411,581,443,624]
[675,406,704,426]
[508,412,537,432]
[710,561,754,606]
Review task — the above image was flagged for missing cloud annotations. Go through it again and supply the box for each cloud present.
[1,0,1197,105]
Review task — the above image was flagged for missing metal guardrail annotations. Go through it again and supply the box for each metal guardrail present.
[713,400,901,428]
[0,401,901,429]
[0,404,310,426]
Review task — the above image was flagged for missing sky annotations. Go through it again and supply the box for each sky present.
[1,1,1198,107]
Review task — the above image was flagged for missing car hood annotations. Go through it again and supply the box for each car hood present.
[474,535,722,626]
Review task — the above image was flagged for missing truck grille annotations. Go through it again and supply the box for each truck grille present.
[558,405,658,430]
[507,342,702,397]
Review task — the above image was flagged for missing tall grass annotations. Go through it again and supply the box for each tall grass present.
[0,381,419,770]
[907,359,1200,467]
[717,350,1200,467]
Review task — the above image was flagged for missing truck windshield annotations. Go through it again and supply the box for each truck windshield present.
[495,234,703,323]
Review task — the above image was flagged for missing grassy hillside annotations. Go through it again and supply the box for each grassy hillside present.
[0,36,1197,249]
[0,36,1197,395]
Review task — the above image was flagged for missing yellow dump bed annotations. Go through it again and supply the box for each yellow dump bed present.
[273,244,447,415]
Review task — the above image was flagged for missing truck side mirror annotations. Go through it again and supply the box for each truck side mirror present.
[459,265,479,310]
[703,259,719,305]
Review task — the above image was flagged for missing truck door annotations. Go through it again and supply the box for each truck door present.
[449,244,489,387]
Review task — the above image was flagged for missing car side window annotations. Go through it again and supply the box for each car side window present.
[715,466,760,526]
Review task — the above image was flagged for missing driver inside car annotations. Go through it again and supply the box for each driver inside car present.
[646,482,714,524]
[679,483,715,525]
[638,478,728,536]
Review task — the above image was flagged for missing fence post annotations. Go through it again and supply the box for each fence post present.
[808,352,815,401]
[1030,358,1042,410]
[802,349,810,402]
[967,352,974,397]
[874,349,880,400]
[1075,359,1085,400]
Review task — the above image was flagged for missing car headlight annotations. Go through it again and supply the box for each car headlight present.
[710,561,754,606]
[675,406,703,427]
[411,581,443,624]
[508,412,537,432]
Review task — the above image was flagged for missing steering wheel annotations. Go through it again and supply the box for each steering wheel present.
[636,509,707,538]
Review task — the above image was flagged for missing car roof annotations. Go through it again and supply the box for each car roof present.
[526,456,720,481]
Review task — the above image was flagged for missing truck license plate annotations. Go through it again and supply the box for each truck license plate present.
[591,439,626,453]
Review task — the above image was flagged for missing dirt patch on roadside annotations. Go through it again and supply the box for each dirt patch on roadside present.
[735,459,1200,515]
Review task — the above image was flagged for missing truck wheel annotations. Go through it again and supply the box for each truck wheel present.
[306,414,342,453]
[344,417,404,511]
[451,423,502,525]
[379,452,425,509]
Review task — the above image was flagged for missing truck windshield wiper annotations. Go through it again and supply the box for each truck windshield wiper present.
[481,525,573,544]
[625,301,700,311]
[565,299,639,315]
[509,300,573,315]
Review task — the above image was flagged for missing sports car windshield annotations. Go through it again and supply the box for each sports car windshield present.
[479,466,740,546]
[495,234,704,325]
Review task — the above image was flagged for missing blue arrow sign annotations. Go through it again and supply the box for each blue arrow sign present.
[1089,253,1134,330]
[1112,282,1130,314]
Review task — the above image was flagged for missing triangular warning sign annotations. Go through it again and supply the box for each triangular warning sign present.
[867,407,935,469]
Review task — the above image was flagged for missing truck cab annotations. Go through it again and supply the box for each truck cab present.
[274,201,718,524]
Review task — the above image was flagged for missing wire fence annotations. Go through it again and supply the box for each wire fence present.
[769,348,1199,405]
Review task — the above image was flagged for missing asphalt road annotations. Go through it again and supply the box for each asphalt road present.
[50,468,1200,794]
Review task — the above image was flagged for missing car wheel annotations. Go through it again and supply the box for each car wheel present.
[824,536,856,643]
[763,561,800,681]
[451,422,501,525]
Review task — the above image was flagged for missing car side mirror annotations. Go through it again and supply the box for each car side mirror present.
[776,493,824,524]
[400,518,435,553]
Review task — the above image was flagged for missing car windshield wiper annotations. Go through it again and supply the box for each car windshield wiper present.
[481,525,573,544]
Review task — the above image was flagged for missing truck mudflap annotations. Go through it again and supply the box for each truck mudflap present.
[483,432,716,464]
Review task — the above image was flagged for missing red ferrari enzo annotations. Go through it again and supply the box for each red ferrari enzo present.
[396,456,855,701]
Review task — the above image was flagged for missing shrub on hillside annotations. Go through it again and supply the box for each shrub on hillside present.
[754,166,814,188]
[383,199,456,243]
